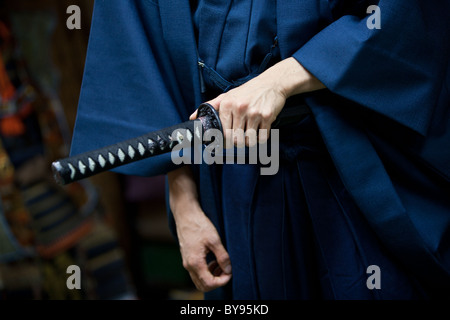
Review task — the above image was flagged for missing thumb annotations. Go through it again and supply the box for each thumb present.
[208,239,232,275]
[190,95,223,120]
[189,109,198,120]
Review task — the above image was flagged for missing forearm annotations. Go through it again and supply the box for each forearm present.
[167,165,202,222]
[262,57,326,98]
[167,165,232,291]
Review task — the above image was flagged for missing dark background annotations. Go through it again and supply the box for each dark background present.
[0,0,199,300]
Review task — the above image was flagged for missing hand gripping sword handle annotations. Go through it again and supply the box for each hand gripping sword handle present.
[52,103,222,185]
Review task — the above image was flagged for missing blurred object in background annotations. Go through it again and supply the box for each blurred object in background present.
[0,2,136,300]
[121,174,200,300]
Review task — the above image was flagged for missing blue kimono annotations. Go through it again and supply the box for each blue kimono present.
[70,0,450,299]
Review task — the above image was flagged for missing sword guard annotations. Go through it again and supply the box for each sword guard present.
[197,103,223,134]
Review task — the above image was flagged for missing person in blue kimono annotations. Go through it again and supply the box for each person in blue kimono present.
[70,0,450,299]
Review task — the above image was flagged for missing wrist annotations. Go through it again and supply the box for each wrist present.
[170,193,202,218]
[268,57,325,98]
[167,166,203,219]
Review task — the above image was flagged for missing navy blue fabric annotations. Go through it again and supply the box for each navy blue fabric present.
[194,0,278,88]
[289,0,450,290]
[208,116,433,299]
[70,0,202,176]
[70,0,450,299]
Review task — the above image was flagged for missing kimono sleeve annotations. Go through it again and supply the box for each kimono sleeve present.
[293,0,450,136]
[70,0,193,176]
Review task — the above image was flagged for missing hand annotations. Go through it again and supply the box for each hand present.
[190,57,325,147]
[175,205,232,292]
[198,76,286,148]
[168,166,232,292]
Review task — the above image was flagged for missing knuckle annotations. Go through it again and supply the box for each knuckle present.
[217,253,230,265]
[206,237,220,248]
[246,109,259,119]
[236,102,247,113]
[261,111,273,121]
[184,257,199,270]
[183,260,193,270]
[220,99,233,110]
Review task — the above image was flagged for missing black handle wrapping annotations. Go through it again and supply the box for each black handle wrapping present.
[52,103,221,185]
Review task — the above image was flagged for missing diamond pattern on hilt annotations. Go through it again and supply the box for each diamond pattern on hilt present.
[98,155,106,168]
[68,163,76,179]
[117,148,125,162]
[186,129,193,142]
[128,145,135,159]
[78,160,86,174]
[168,135,176,148]
[108,152,115,165]
[148,139,155,154]
[138,142,145,156]
[195,125,201,139]
[157,135,167,151]
[88,157,96,172]
[176,131,184,143]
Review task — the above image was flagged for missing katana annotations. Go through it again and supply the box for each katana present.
[52,103,222,185]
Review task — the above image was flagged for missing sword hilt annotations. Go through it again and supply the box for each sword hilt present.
[52,103,221,185]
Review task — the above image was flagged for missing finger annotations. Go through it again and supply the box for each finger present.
[245,128,258,148]
[207,237,232,275]
[207,95,223,111]
[245,116,260,147]
[219,101,233,149]
[258,120,272,144]
[190,261,232,292]
[190,95,223,120]
[208,260,222,276]
[189,109,198,120]
[232,114,246,149]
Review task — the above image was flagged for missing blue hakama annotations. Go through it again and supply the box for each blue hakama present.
[70,0,450,299]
